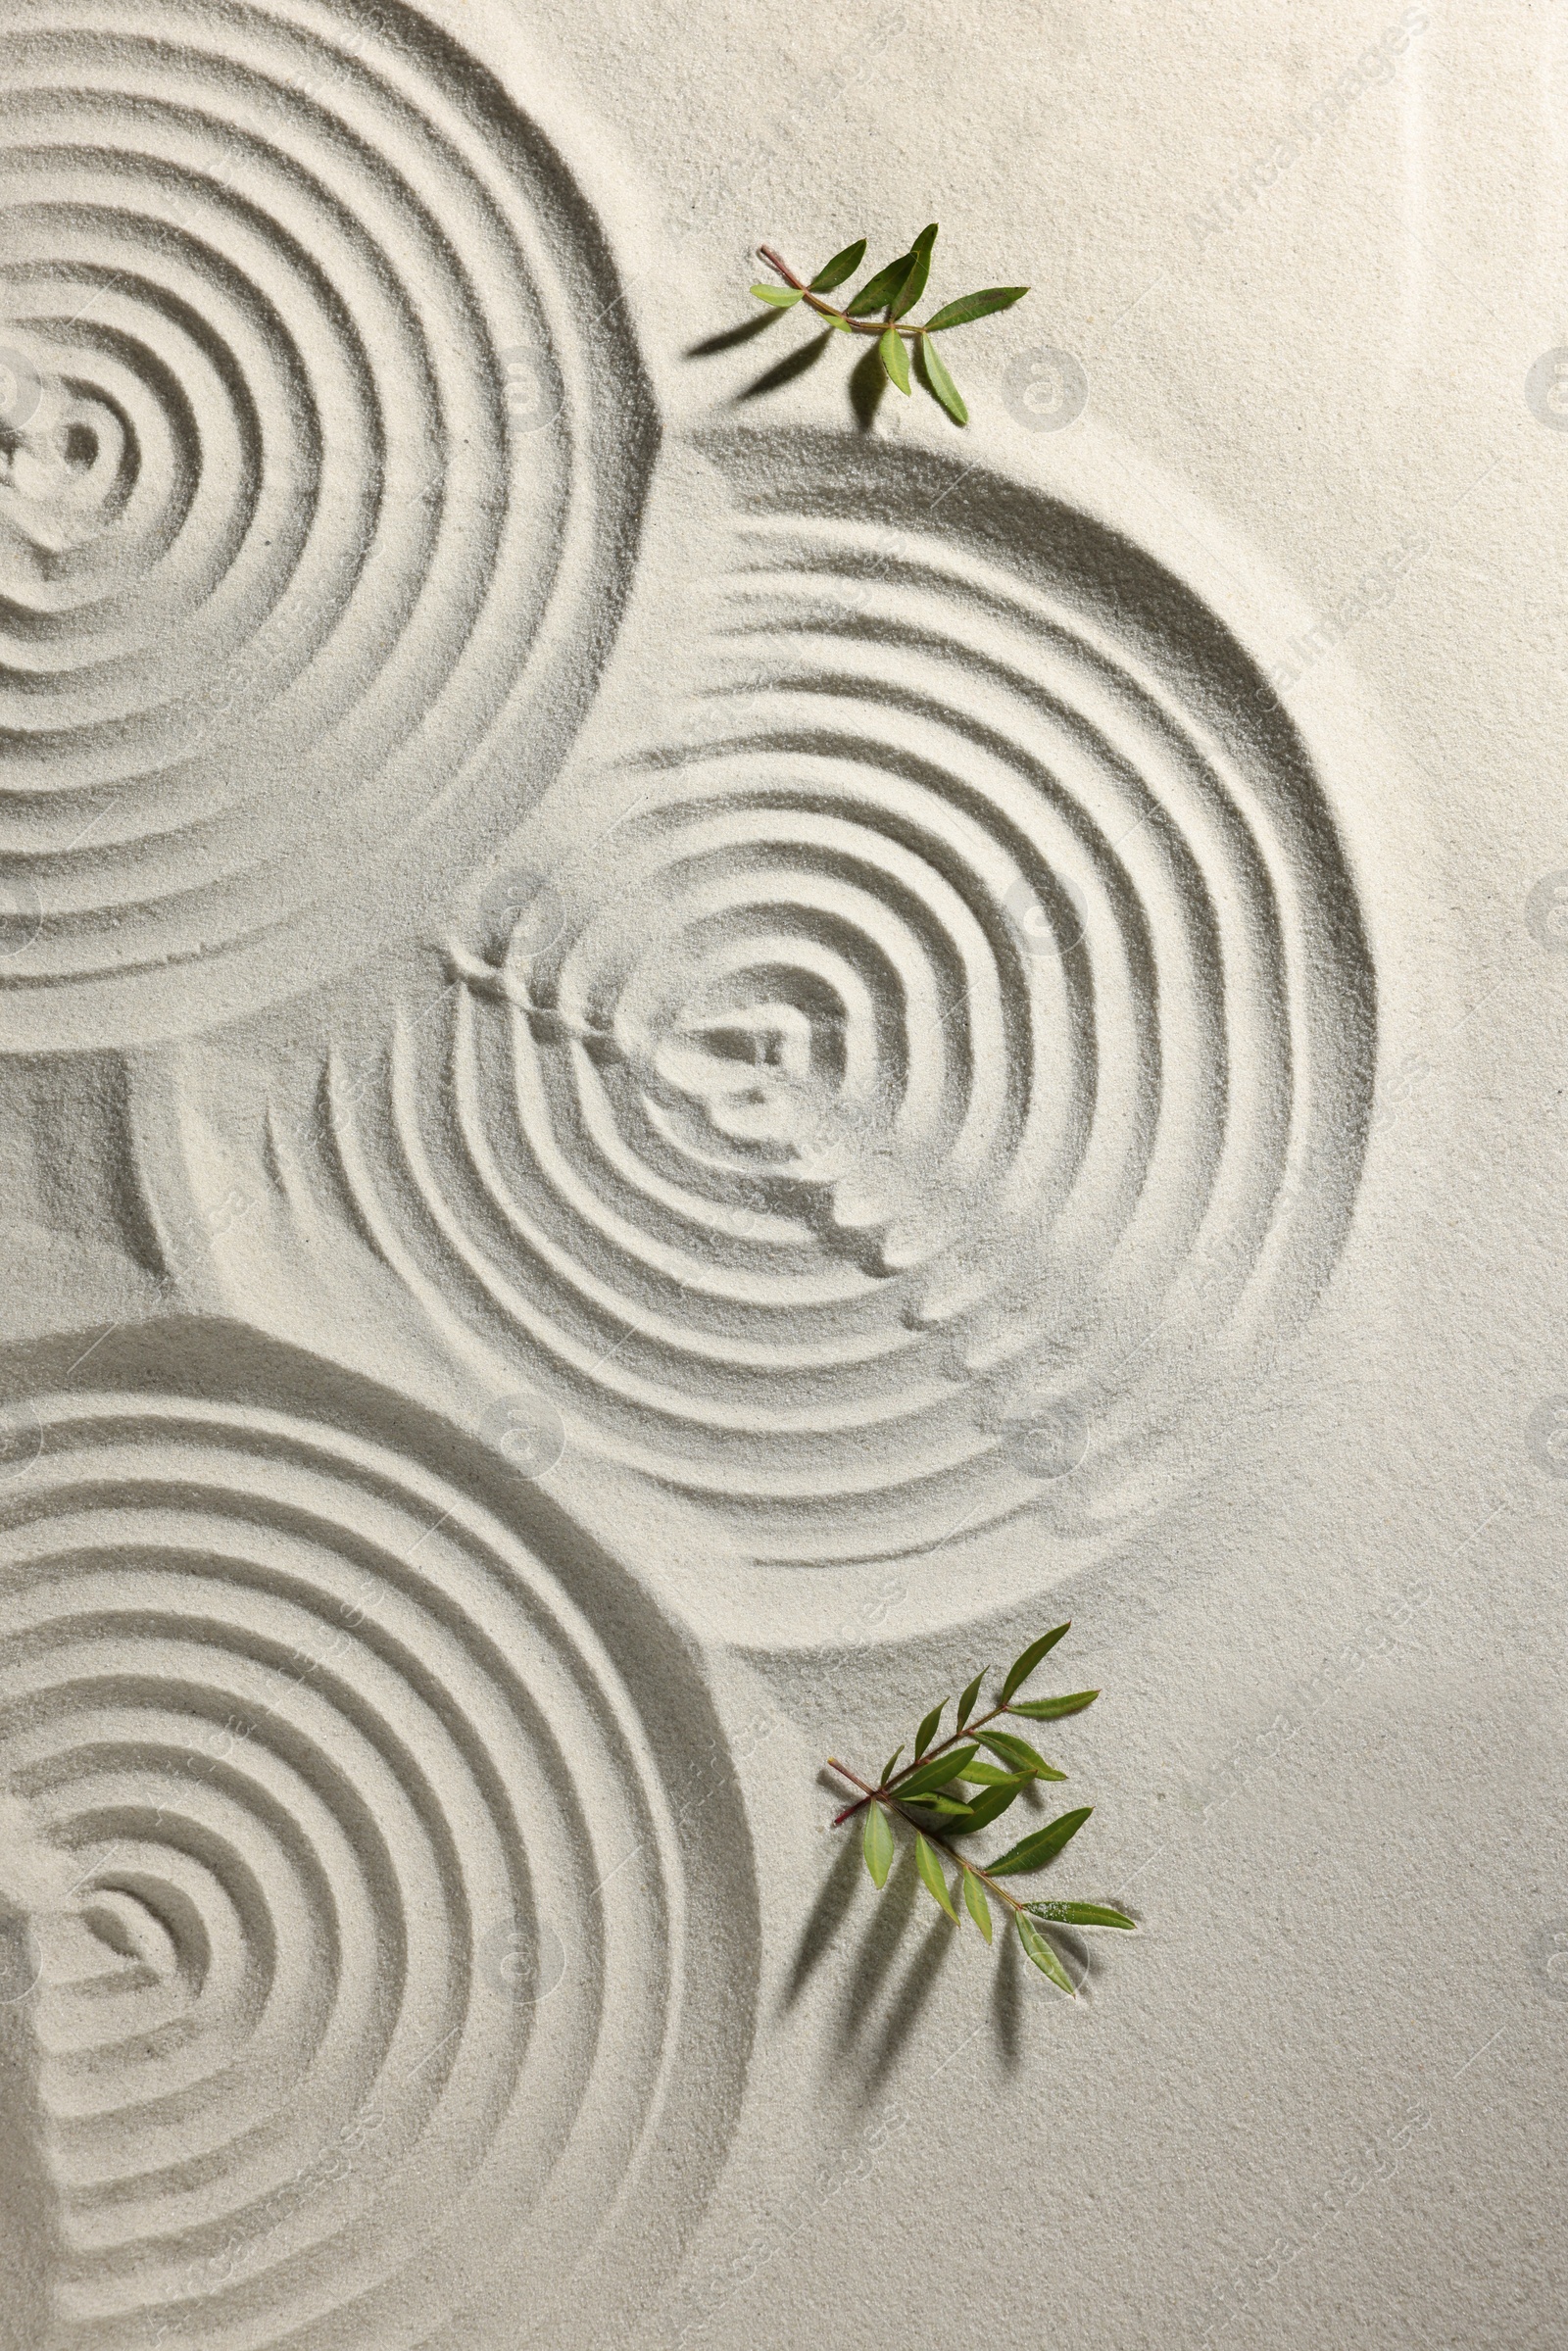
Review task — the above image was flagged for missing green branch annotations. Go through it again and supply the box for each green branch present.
[825,1622,1137,1997]
[749,224,1028,424]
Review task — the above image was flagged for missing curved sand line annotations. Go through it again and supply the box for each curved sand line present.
[0,1342,754,2348]
[311,431,1376,1563]
[0,0,657,1047]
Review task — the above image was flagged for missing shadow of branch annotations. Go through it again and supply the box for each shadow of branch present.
[790,1796,1117,2090]
[830,1849,919,2063]
[779,1825,862,2014]
[859,1905,959,2089]
[992,1915,1025,2068]
[849,341,889,432]
[686,311,783,358]
[687,308,914,434]
[735,328,834,403]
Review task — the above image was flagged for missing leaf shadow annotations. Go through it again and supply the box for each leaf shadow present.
[686,311,783,358]
[686,307,924,434]
[778,1823,862,2015]
[992,1917,1026,2068]
[791,1784,1114,2091]
[859,1906,959,2090]
[828,1845,965,2092]
[828,1846,921,2063]
[735,328,834,404]
[849,341,890,432]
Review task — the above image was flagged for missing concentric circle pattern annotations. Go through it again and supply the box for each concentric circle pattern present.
[0,1378,749,2347]
[0,0,653,1047]
[318,437,1375,1561]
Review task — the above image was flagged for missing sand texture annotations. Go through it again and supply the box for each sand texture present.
[0,2,1563,2346]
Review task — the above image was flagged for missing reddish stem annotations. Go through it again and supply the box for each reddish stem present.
[757,245,927,338]
[828,1697,1021,1826]
[825,1758,1029,1916]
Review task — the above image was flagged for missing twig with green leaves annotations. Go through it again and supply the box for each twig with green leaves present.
[826,1621,1136,1996]
[751,223,1027,425]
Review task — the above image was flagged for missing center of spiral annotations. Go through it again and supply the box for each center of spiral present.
[0,376,130,561]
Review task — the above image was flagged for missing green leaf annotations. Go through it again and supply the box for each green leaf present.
[879,1745,905,1786]
[998,1624,1071,1707]
[916,1793,974,1818]
[973,1729,1065,1781]
[987,1805,1093,1879]
[913,1702,945,1759]
[750,282,806,308]
[962,1868,993,1942]
[889,221,938,318]
[923,285,1030,332]
[918,333,967,425]
[880,325,911,394]
[862,1800,894,1888]
[915,1834,959,1922]
[1010,1690,1099,1720]
[956,1762,1027,1788]
[955,1669,986,1732]
[943,1780,1024,1836]
[845,250,918,315]
[1017,1909,1077,1994]
[809,238,867,292]
[1028,1900,1136,1930]
[897,1744,979,1801]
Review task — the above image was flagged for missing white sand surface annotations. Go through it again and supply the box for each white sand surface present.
[0,2,1562,2345]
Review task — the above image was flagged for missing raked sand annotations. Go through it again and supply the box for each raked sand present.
[0,3,1562,2347]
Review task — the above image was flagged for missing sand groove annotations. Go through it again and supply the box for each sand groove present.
[315,434,1376,1560]
[0,0,654,1047]
[0,1367,751,2347]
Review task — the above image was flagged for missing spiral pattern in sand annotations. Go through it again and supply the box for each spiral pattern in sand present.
[0,0,652,1047]
[0,1375,749,2348]
[314,435,1375,1560]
